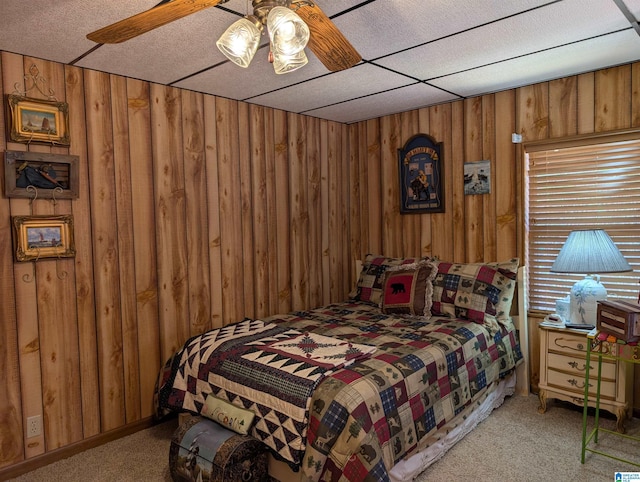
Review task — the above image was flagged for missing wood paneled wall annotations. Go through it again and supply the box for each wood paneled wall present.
[1,49,639,474]
[0,52,351,472]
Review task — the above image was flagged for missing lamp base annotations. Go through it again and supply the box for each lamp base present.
[569,274,607,325]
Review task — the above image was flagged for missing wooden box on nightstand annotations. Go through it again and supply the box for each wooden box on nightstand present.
[538,324,633,432]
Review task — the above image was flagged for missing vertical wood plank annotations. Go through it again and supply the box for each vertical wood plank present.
[517,82,549,142]
[340,123,350,297]
[327,121,342,300]
[273,110,291,314]
[429,103,454,261]
[203,96,224,329]
[494,90,518,259]
[289,113,309,310]
[110,75,141,423]
[365,118,382,255]
[307,116,322,307]
[126,78,159,418]
[150,84,189,357]
[65,64,101,436]
[463,97,484,263]
[417,107,432,257]
[348,122,364,286]
[216,97,245,324]
[481,94,497,262]
[84,69,125,431]
[250,104,269,318]
[399,109,420,256]
[238,102,255,319]
[0,51,25,469]
[380,114,402,256]
[182,89,211,335]
[4,54,43,460]
[320,120,331,304]
[577,72,595,134]
[548,76,578,138]
[632,63,640,128]
[595,65,632,131]
[263,108,279,315]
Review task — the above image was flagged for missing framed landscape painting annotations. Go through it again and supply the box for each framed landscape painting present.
[12,215,75,262]
[7,94,70,146]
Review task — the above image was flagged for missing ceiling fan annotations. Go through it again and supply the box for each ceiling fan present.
[87,0,362,73]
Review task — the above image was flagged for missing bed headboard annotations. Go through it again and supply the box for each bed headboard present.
[352,261,530,396]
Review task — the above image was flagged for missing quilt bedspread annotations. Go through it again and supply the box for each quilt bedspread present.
[156,301,522,482]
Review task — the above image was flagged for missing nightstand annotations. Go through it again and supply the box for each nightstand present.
[538,323,633,431]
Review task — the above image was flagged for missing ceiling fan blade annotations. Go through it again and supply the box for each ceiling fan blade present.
[87,0,224,44]
[294,3,361,72]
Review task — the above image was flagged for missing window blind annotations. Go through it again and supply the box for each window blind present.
[525,133,640,313]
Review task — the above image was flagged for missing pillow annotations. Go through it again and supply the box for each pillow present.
[201,395,255,435]
[431,258,519,333]
[350,254,430,305]
[380,261,437,316]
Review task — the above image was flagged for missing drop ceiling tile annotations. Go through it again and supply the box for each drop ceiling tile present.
[621,0,640,17]
[330,0,553,60]
[377,0,634,80]
[305,83,459,124]
[246,64,415,114]
[0,0,159,63]
[431,29,640,97]
[76,8,244,85]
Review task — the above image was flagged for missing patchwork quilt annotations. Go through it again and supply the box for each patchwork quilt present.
[156,301,522,482]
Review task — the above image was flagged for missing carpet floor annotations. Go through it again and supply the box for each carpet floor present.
[8,394,640,481]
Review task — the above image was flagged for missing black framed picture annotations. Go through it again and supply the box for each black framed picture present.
[398,134,444,214]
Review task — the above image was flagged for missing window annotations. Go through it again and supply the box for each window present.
[525,130,640,314]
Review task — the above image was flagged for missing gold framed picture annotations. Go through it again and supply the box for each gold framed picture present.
[6,94,70,146]
[12,215,75,262]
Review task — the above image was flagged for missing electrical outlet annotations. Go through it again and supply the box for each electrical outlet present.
[27,415,42,438]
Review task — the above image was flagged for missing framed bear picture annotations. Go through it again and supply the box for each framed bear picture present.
[398,133,444,214]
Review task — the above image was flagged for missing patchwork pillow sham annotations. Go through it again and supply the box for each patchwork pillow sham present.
[380,261,437,316]
[431,258,519,333]
[350,254,430,305]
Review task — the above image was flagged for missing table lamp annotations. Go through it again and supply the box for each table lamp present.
[550,229,632,326]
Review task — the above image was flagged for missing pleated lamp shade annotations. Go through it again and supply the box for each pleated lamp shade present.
[550,229,631,325]
[551,229,631,274]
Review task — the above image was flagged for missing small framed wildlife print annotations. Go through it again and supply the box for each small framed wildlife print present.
[12,215,76,262]
[6,94,70,146]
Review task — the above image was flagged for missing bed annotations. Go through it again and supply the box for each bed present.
[156,256,529,482]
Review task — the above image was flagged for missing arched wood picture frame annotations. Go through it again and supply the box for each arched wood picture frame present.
[398,133,444,214]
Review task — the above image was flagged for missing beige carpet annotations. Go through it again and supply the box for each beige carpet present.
[8,394,640,481]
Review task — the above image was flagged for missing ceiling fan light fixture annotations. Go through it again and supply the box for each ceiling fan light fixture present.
[216,16,262,68]
[267,6,310,56]
[272,49,308,74]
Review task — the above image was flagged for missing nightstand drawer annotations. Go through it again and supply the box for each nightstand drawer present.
[547,330,588,355]
[547,369,616,399]
[547,352,616,380]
